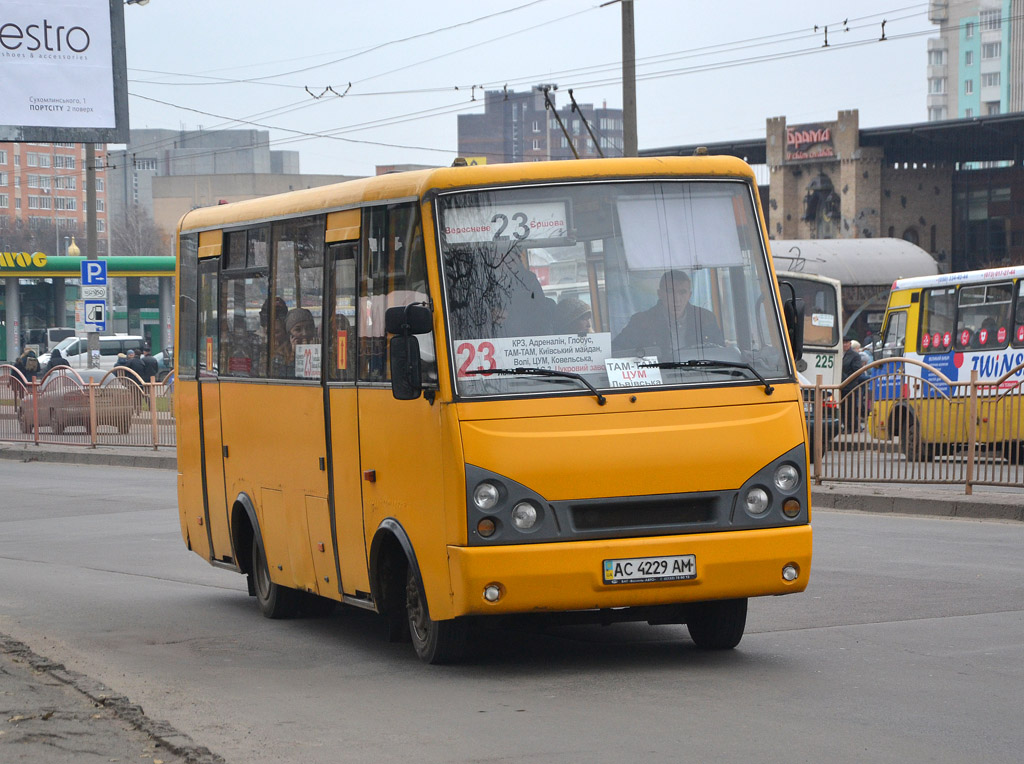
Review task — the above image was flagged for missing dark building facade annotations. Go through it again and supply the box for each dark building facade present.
[458,86,624,164]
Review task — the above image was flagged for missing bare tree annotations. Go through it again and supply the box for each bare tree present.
[111,204,167,259]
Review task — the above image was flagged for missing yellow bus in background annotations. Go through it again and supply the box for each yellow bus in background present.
[174,157,812,663]
[869,265,1024,461]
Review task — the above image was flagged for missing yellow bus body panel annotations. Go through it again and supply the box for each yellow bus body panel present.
[458,390,804,501]
[449,525,811,615]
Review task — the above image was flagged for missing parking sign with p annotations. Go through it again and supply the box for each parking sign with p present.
[81,259,107,286]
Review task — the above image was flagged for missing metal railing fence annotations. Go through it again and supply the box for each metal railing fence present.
[0,364,175,449]
[804,357,1024,493]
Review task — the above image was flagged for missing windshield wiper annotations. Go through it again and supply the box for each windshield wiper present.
[640,359,775,396]
[466,367,607,405]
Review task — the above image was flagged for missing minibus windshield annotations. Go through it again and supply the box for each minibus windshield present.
[438,179,790,398]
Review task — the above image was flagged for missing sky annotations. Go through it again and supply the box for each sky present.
[121,0,936,177]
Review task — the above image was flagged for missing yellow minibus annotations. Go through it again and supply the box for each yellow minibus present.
[869,265,1024,461]
[174,157,812,663]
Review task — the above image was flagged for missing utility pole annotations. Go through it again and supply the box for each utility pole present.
[602,0,638,157]
[621,0,637,157]
[86,143,99,368]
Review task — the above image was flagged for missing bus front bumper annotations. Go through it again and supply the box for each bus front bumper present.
[447,524,811,617]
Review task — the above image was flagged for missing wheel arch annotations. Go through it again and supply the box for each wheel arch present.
[369,518,424,620]
[230,492,261,579]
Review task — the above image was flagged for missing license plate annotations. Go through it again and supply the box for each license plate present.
[602,554,697,585]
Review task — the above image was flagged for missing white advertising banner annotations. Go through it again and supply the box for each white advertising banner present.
[1,0,116,129]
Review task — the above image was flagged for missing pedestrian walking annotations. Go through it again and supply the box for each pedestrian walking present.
[45,348,70,373]
[841,334,866,432]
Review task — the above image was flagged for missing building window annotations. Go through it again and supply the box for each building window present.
[982,42,1001,59]
[54,155,76,169]
[96,178,104,192]
[532,121,539,133]
[965,108,974,117]
[928,50,947,66]
[980,9,1001,31]
[134,157,158,171]
[28,195,52,210]
[532,139,540,150]
[928,77,947,94]
[96,219,106,233]
[0,150,6,164]
[965,22,974,38]
[928,106,949,121]
[26,153,38,167]
[0,172,6,186]
[965,50,973,66]
[986,102,1001,115]
[0,194,7,208]
[55,196,77,211]
[982,72,1001,88]
[965,79,973,95]
[54,175,76,190]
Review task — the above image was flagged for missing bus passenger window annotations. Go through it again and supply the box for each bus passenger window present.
[920,287,955,352]
[197,259,219,376]
[956,283,1012,350]
[220,229,269,378]
[1014,284,1024,348]
[269,216,325,380]
[880,310,906,358]
[328,243,357,382]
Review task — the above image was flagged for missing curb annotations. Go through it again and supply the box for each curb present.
[0,633,224,764]
[0,443,176,471]
[811,485,1024,522]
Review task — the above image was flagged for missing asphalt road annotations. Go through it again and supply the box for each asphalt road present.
[1,461,1022,763]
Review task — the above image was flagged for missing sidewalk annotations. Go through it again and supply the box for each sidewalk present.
[0,634,223,764]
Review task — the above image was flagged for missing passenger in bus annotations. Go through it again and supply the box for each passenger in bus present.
[286,308,318,349]
[493,247,557,337]
[555,297,592,335]
[611,270,723,359]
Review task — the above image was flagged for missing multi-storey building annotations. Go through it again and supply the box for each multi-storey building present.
[927,0,1024,120]
[458,86,624,164]
[0,141,108,256]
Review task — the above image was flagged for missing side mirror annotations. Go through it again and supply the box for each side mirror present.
[389,335,422,400]
[385,304,432,335]
[385,303,432,400]
[778,280,805,361]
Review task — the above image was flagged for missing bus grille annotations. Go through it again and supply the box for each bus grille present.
[568,496,718,531]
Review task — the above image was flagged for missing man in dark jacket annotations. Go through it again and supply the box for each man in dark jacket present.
[45,348,70,373]
[612,270,724,359]
[140,348,159,383]
[841,334,866,431]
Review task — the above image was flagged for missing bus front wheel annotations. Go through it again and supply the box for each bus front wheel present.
[686,598,747,650]
[405,567,467,664]
[251,534,300,619]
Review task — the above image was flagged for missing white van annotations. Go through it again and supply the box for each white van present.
[39,335,146,370]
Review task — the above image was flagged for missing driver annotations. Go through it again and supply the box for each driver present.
[612,269,723,359]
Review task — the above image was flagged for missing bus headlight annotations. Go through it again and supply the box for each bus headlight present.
[773,464,800,492]
[473,482,501,511]
[744,487,770,516]
[510,501,538,530]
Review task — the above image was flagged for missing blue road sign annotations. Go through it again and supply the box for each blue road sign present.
[84,299,107,332]
[81,259,107,286]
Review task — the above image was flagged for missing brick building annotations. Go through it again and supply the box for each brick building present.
[0,141,108,256]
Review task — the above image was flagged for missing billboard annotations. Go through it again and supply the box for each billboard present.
[0,0,128,142]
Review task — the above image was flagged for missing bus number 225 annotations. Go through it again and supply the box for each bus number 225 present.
[815,354,834,369]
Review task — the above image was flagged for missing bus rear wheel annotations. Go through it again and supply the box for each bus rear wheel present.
[251,534,300,619]
[686,598,747,650]
[405,567,467,664]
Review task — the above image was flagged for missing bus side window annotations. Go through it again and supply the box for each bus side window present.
[1014,282,1024,348]
[178,235,199,378]
[198,259,220,377]
[358,204,435,385]
[880,310,906,358]
[327,242,357,382]
[269,216,325,381]
[220,229,269,379]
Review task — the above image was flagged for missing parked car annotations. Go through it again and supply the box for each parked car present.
[798,371,843,453]
[18,369,137,435]
[38,335,146,370]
